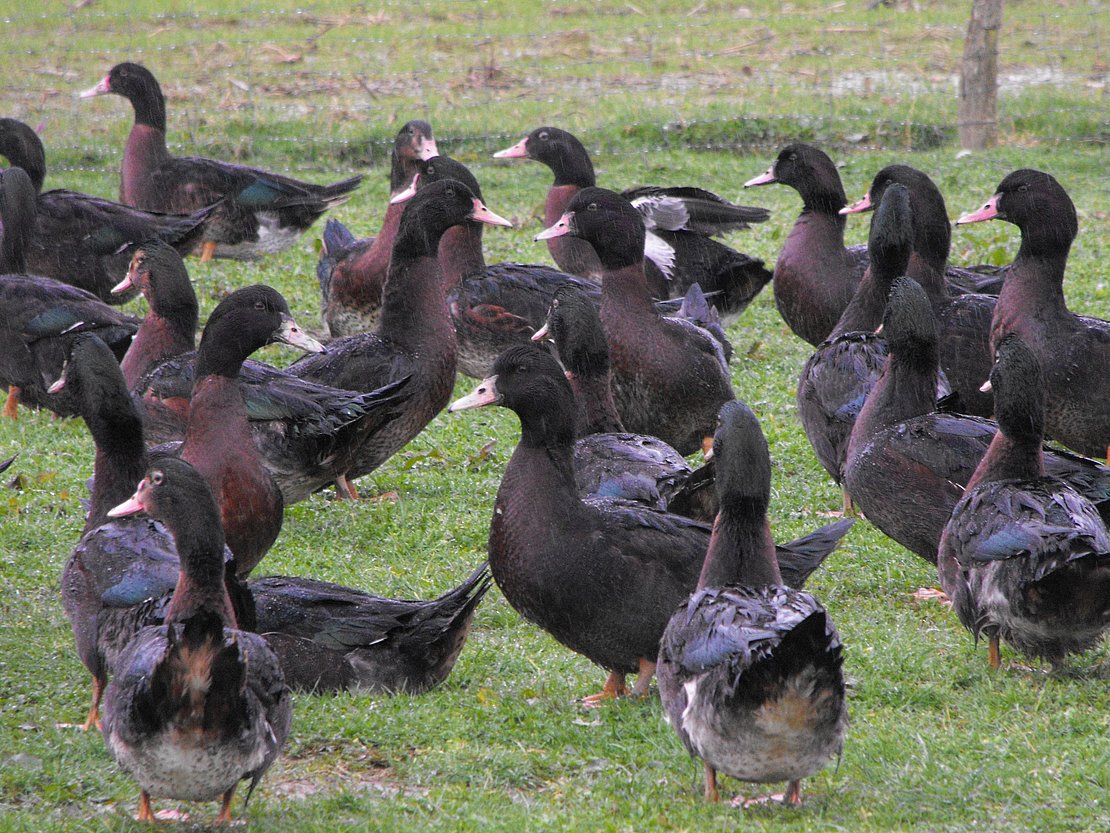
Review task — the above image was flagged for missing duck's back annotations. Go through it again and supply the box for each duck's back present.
[104,618,291,802]
[658,585,846,783]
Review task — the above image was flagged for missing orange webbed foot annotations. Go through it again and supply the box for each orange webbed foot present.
[581,670,627,708]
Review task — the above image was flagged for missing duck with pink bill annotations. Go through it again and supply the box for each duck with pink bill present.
[955,168,1110,462]
[534,187,733,457]
[286,178,513,496]
[495,126,772,325]
[316,120,439,338]
[835,164,998,417]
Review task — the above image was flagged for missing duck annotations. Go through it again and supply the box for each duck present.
[115,239,199,391]
[250,563,492,694]
[657,400,847,807]
[840,164,996,416]
[449,344,851,703]
[843,277,1110,565]
[177,284,326,573]
[743,144,1002,346]
[80,62,362,261]
[495,126,772,324]
[317,119,439,338]
[533,283,715,520]
[103,456,291,824]
[390,154,672,379]
[0,168,137,418]
[536,186,733,456]
[938,334,1110,668]
[956,169,1110,460]
[743,143,868,345]
[797,181,949,502]
[56,333,251,731]
[116,240,411,504]
[0,117,213,304]
[289,178,512,492]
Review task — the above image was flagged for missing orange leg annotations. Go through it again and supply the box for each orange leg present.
[701,436,714,459]
[703,762,719,802]
[136,791,156,823]
[841,489,855,516]
[215,787,237,825]
[81,676,104,732]
[199,241,217,262]
[629,657,655,698]
[784,779,803,806]
[334,473,359,501]
[3,386,20,419]
[988,636,1001,669]
[581,670,627,707]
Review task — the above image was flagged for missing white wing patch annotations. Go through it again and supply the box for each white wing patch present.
[644,231,676,280]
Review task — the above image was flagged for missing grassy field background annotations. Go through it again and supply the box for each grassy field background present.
[1,1,1108,831]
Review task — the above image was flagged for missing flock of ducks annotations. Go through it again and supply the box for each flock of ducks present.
[1,59,1108,822]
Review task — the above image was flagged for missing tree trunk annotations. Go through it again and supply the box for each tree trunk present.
[958,0,1004,150]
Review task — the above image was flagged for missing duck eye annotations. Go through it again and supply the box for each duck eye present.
[787,152,797,162]
[587,202,597,212]
[151,469,164,485]
[538,131,549,141]
[254,300,266,311]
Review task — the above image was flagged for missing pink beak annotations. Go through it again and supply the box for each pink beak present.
[78,76,111,99]
[469,198,513,228]
[390,173,419,205]
[492,137,529,159]
[535,211,574,241]
[448,375,501,411]
[743,167,777,188]
[955,194,1001,225]
[839,192,873,215]
[531,322,550,342]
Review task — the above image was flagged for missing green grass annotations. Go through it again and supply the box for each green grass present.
[2,1,1109,831]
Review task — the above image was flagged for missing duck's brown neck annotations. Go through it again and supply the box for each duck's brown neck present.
[335,200,407,305]
[697,507,780,590]
[600,262,660,321]
[544,185,602,277]
[165,564,237,627]
[965,430,1044,493]
[121,123,170,206]
[120,309,195,389]
[568,370,624,436]
[437,222,487,289]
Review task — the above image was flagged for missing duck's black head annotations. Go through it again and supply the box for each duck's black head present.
[418,156,484,201]
[747,143,846,211]
[989,333,1045,445]
[108,455,226,581]
[543,285,609,379]
[196,284,322,378]
[0,166,37,273]
[81,62,166,131]
[989,169,1077,258]
[865,165,951,271]
[394,178,509,261]
[390,120,438,191]
[495,126,595,188]
[0,118,46,193]
[450,344,577,449]
[882,276,938,368]
[538,186,644,271]
[868,181,913,285]
[118,238,197,324]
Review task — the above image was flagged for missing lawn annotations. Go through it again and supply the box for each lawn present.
[0,1,1107,831]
